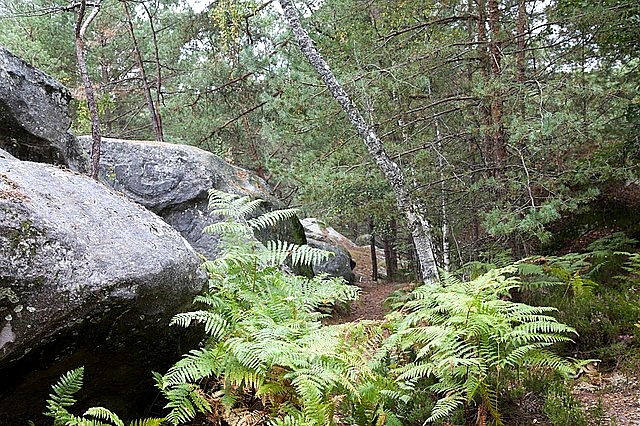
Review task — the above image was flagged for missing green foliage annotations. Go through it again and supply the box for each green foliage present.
[383,266,579,425]
[510,235,640,366]
[159,191,403,425]
[45,366,164,426]
[542,381,589,426]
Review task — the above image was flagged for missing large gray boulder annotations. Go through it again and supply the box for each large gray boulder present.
[0,47,86,171]
[0,157,206,424]
[78,137,308,263]
[301,218,356,284]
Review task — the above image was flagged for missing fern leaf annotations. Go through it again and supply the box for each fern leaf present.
[84,407,125,426]
[170,310,230,340]
[247,207,299,230]
[127,419,165,426]
[163,383,211,425]
[163,347,224,385]
[426,392,465,423]
[45,367,85,418]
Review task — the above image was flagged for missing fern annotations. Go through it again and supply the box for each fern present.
[248,207,300,230]
[45,367,165,426]
[158,190,382,425]
[385,265,581,424]
[45,367,86,425]
[264,240,333,267]
[83,407,125,426]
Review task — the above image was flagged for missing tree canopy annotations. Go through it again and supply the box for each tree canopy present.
[1,0,638,273]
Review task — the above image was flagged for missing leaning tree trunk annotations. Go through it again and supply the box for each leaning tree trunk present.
[122,0,163,142]
[75,0,102,180]
[278,0,438,284]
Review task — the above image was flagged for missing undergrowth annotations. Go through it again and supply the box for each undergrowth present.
[46,191,633,425]
[156,190,392,425]
[44,366,163,426]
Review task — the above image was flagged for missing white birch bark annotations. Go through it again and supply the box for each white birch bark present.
[75,0,101,180]
[278,0,438,284]
[436,121,450,272]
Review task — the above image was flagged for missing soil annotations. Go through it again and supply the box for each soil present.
[573,370,640,426]
[326,244,399,324]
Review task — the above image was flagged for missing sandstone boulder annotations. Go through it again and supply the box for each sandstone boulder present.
[0,158,206,424]
[301,218,356,284]
[0,47,86,171]
[78,136,308,263]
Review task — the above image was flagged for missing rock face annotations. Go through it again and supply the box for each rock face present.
[0,157,206,424]
[78,136,308,262]
[0,49,310,424]
[0,48,86,171]
[301,218,356,284]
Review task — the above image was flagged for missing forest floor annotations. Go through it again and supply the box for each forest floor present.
[573,370,640,425]
[325,244,398,323]
[328,242,640,425]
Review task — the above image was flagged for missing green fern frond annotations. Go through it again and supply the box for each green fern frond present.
[160,190,383,425]
[163,348,224,385]
[127,419,165,426]
[83,407,125,426]
[162,382,212,425]
[203,220,247,237]
[247,207,300,230]
[208,189,264,218]
[213,198,263,219]
[263,241,333,267]
[45,366,85,419]
[426,392,465,423]
[170,310,230,340]
[389,263,580,423]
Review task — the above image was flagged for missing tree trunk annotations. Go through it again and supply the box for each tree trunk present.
[278,0,438,284]
[516,0,526,85]
[428,80,450,272]
[437,128,450,272]
[488,0,506,175]
[142,1,164,140]
[476,0,493,173]
[100,62,112,135]
[75,0,102,180]
[369,218,378,282]
[122,0,163,142]
[383,218,398,281]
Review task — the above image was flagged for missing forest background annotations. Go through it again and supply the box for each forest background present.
[1,0,638,274]
[2,0,640,424]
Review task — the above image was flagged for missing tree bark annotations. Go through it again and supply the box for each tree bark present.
[75,0,102,180]
[488,0,506,175]
[142,1,164,140]
[476,0,493,173]
[278,0,439,284]
[383,218,398,281]
[369,217,378,282]
[436,121,450,272]
[516,0,527,85]
[122,0,163,141]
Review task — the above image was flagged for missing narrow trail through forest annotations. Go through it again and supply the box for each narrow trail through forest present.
[326,244,398,324]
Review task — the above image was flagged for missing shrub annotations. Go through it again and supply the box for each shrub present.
[383,266,580,425]
[156,190,397,425]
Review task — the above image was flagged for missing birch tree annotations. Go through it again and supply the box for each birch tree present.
[277,0,439,284]
[74,0,102,179]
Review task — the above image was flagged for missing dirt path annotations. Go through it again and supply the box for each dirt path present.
[573,371,640,425]
[330,244,397,323]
